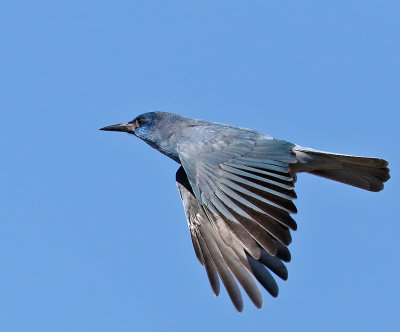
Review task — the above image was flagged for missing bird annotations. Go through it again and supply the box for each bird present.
[100,112,390,312]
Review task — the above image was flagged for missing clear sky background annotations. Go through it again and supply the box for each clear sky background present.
[1,1,399,331]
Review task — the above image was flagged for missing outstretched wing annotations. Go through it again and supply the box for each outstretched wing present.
[176,167,290,312]
[177,126,298,260]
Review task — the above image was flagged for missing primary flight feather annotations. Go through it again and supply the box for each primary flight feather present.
[100,112,390,312]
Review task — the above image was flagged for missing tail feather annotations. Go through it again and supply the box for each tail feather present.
[293,147,390,192]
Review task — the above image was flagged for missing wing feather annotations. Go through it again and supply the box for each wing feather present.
[229,159,290,173]
[247,255,279,297]
[204,203,261,259]
[220,164,294,189]
[192,228,221,296]
[205,221,263,309]
[177,131,298,259]
[218,177,296,214]
[175,127,299,310]
[189,230,204,265]
[217,169,296,200]
[224,162,294,182]
[196,224,244,311]
[176,166,292,311]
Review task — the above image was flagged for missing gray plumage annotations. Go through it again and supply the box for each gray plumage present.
[100,112,390,312]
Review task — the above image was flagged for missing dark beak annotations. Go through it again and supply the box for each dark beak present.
[99,122,135,133]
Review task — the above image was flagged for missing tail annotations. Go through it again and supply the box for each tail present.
[292,147,390,192]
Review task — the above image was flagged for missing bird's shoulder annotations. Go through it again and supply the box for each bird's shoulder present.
[177,122,273,160]
[176,122,297,166]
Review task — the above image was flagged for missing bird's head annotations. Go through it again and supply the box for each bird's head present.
[100,112,196,162]
[100,112,157,137]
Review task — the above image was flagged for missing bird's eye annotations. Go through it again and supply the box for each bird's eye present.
[135,117,144,127]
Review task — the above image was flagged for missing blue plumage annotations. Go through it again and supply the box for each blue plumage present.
[100,112,390,311]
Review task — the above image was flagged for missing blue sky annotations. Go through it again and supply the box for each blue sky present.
[1,1,399,331]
